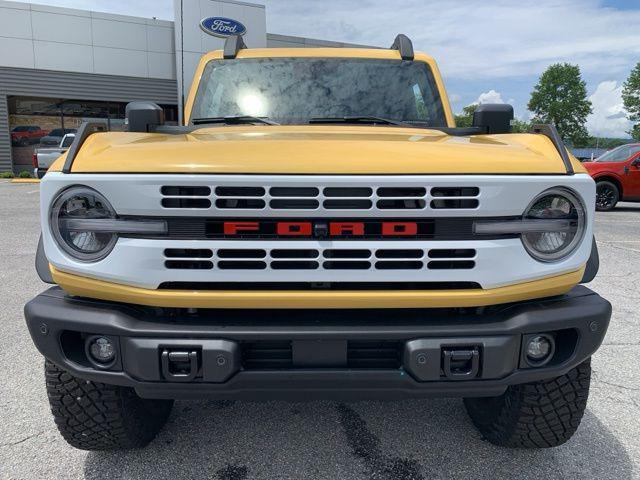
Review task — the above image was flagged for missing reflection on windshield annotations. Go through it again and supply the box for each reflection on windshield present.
[191,58,447,126]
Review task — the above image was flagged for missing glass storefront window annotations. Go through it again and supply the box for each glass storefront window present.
[8,96,178,173]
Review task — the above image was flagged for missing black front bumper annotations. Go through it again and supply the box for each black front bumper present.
[25,286,611,401]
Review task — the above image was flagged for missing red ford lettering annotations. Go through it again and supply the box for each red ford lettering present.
[329,222,365,236]
[277,222,312,236]
[381,222,418,236]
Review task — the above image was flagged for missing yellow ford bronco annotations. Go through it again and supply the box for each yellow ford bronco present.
[25,35,611,450]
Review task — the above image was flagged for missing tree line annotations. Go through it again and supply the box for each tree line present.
[454,61,640,147]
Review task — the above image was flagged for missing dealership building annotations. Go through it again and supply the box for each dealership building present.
[0,0,370,173]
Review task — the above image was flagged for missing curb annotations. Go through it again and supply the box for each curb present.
[10,178,41,184]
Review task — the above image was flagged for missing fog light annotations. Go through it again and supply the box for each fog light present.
[526,335,553,363]
[88,336,115,363]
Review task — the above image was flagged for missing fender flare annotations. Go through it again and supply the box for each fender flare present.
[580,236,600,284]
[36,234,54,284]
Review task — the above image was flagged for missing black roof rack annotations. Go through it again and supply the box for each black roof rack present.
[531,124,574,175]
[390,34,414,61]
[223,35,247,59]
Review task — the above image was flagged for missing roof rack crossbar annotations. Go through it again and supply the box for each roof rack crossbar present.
[530,124,574,175]
[223,35,247,59]
[62,122,107,174]
[390,34,414,60]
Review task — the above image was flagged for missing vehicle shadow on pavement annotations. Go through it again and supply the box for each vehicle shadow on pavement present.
[83,399,632,480]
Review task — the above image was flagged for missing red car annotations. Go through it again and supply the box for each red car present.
[10,125,48,146]
[583,143,640,211]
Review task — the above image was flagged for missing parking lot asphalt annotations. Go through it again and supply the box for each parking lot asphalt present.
[0,179,638,480]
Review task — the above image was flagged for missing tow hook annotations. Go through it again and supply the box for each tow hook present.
[442,348,480,380]
[161,349,200,382]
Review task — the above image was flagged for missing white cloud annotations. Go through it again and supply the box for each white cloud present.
[476,90,504,104]
[264,0,640,81]
[586,81,632,138]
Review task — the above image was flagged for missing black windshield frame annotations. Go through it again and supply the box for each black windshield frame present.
[190,57,447,127]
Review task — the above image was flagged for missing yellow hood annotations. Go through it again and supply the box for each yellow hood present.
[53,125,584,175]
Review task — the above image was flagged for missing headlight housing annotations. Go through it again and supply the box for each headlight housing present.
[50,187,118,262]
[521,188,586,262]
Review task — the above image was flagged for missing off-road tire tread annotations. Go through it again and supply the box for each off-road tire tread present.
[464,359,591,448]
[45,361,173,450]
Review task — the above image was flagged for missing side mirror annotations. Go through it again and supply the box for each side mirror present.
[126,101,164,132]
[472,104,514,134]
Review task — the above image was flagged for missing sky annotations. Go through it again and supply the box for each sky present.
[14,0,640,138]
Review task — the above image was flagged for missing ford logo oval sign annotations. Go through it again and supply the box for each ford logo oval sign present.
[200,17,247,38]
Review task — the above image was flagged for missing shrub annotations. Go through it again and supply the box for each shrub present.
[0,171,15,178]
[18,170,32,178]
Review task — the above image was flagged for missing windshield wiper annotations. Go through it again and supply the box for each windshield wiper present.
[192,115,279,126]
[309,116,409,126]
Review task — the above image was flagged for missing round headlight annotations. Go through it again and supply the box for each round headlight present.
[521,188,586,262]
[50,187,117,262]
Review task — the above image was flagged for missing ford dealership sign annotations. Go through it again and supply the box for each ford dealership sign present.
[200,17,247,37]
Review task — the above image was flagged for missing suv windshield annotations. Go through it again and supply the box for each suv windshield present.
[191,57,447,126]
[596,145,640,162]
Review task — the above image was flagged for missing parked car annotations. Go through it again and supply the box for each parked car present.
[583,143,640,210]
[33,133,75,178]
[10,125,48,146]
[38,128,77,146]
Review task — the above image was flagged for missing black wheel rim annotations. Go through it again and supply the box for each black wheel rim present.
[596,185,616,209]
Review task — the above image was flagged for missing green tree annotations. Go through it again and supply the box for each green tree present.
[622,62,640,140]
[527,63,592,146]
[454,104,477,128]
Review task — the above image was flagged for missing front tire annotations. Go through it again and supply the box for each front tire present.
[595,181,619,211]
[45,361,173,450]
[463,359,591,448]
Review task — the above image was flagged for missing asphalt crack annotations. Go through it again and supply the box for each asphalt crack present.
[0,430,45,448]
[336,403,423,480]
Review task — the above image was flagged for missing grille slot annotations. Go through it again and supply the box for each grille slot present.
[161,186,210,196]
[271,261,319,270]
[428,249,476,259]
[377,199,426,209]
[270,199,319,209]
[324,187,372,197]
[218,261,267,270]
[376,249,423,259]
[323,249,371,259]
[375,261,423,270]
[377,187,426,197]
[242,341,293,370]
[324,199,372,209]
[215,186,265,196]
[217,249,266,259]
[215,198,265,209]
[162,198,211,209]
[165,260,213,270]
[270,187,319,197]
[271,249,319,259]
[428,260,475,270]
[431,199,479,209]
[164,248,213,258]
[347,341,401,369]
[431,187,479,197]
[323,260,371,270]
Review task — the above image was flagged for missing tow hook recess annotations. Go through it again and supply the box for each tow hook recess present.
[442,348,480,380]
[161,349,199,382]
